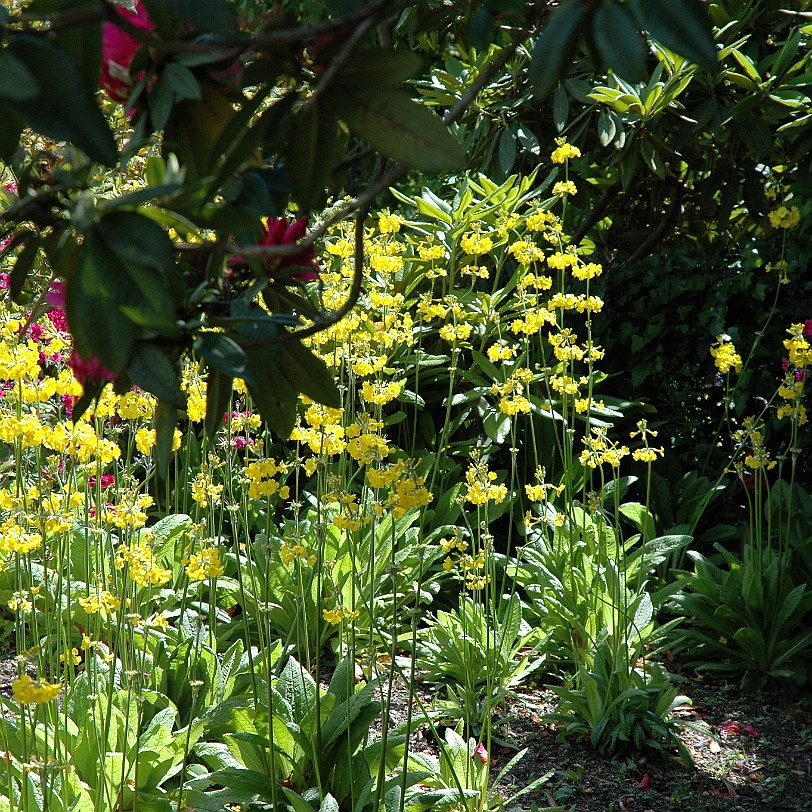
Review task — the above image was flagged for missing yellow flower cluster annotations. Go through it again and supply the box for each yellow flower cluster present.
[768,206,800,229]
[323,604,360,625]
[464,461,507,505]
[244,458,290,500]
[579,427,630,469]
[185,545,225,581]
[12,674,61,705]
[79,589,121,615]
[115,540,172,588]
[710,337,743,374]
[550,138,581,164]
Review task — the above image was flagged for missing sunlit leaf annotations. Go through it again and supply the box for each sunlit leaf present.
[332,88,465,172]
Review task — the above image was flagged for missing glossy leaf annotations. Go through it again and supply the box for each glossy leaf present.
[164,62,203,102]
[276,340,341,409]
[142,0,237,36]
[8,36,117,166]
[164,84,235,182]
[0,101,24,161]
[153,400,179,478]
[0,50,38,100]
[204,368,233,439]
[593,3,647,83]
[66,234,137,373]
[332,88,465,172]
[244,347,299,440]
[287,100,340,212]
[194,331,253,382]
[9,234,38,302]
[531,0,588,101]
[127,343,183,405]
[629,0,717,71]
[334,49,424,89]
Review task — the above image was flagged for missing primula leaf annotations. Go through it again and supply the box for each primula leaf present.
[8,35,117,166]
[332,88,465,172]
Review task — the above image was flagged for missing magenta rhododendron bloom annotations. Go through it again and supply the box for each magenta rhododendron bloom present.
[66,349,116,385]
[100,1,154,103]
[258,217,320,282]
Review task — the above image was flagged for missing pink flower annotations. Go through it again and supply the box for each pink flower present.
[100,1,154,104]
[804,320,812,338]
[66,348,116,385]
[637,774,651,792]
[88,474,115,490]
[0,273,9,290]
[46,279,65,307]
[257,217,320,282]
[472,743,488,764]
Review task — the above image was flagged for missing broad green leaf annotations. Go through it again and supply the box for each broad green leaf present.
[127,344,183,405]
[629,0,716,71]
[0,101,24,161]
[334,48,424,89]
[8,36,117,166]
[593,3,647,83]
[9,236,39,302]
[153,400,178,478]
[276,340,342,409]
[552,84,569,132]
[244,347,299,440]
[195,332,253,381]
[164,62,203,102]
[66,233,137,373]
[0,50,38,100]
[332,88,465,172]
[287,99,340,212]
[164,84,235,181]
[530,0,588,101]
[142,0,238,36]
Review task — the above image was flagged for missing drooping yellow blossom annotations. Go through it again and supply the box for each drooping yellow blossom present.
[13,674,62,704]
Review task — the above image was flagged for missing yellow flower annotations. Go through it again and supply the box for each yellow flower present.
[460,231,494,255]
[464,462,507,505]
[550,138,581,163]
[185,546,225,581]
[323,605,360,625]
[552,180,577,196]
[768,205,800,229]
[12,674,62,704]
[439,322,473,342]
[710,337,743,374]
